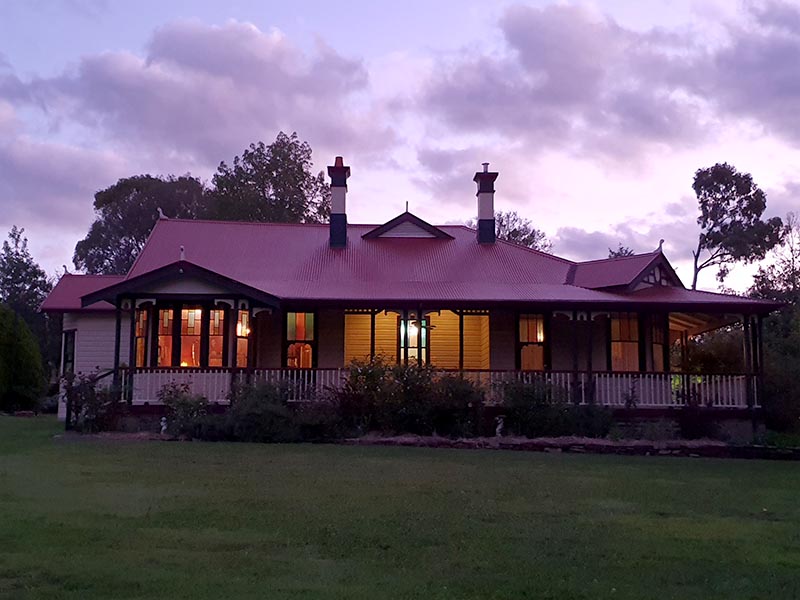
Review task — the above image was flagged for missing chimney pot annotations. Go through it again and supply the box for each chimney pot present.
[328,156,350,248]
[473,163,498,244]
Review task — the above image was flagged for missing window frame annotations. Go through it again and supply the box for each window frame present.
[517,313,547,371]
[284,311,316,368]
[62,329,76,376]
[609,312,641,373]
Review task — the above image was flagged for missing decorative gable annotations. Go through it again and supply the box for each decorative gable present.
[632,256,683,290]
[363,212,454,240]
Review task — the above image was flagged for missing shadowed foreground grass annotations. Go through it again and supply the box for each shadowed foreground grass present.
[1,417,799,600]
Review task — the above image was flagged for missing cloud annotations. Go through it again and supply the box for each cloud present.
[697,1,800,146]
[0,135,127,228]
[416,4,707,164]
[5,20,397,169]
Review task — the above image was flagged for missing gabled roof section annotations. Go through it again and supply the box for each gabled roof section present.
[40,274,125,312]
[80,260,280,308]
[571,251,683,291]
[362,212,454,240]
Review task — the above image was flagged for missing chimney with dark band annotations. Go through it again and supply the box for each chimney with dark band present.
[474,162,498,244]
[328,156,350,248]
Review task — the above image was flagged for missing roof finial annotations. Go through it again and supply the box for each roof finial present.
[157,207,168,220]
[180,245,185,261]
[63,264,69,275]
[657,239,664,253]
[405,201,409,213]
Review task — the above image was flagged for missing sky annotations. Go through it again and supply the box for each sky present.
[1,0,799,291]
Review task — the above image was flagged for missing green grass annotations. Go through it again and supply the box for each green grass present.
[1,418,800,600]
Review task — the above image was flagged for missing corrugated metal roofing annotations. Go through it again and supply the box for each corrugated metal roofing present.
[571,253,661,289]
[42,217,781,312]
[40,274,124,312]
[127,219,576,301]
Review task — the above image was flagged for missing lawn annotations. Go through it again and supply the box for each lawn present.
[1,418,799,600]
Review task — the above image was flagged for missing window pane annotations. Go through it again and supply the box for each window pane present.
[135,338,147,368]
[157,309,173,366]
[519,314,544,343]
[158,335,173,367]
[287,313,296,340]
[521,344,544,370]
[305,313,314,341]
[236,338,248,368]
[208,309,225,367]
[63,331,75,375]
[287,342,313,368]
[611,341,639,371]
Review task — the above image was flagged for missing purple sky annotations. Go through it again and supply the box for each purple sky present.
[1,0,798,291]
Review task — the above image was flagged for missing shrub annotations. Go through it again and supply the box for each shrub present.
[501,378,612,438]
[159,382,208,437]
[0,304,45,412]
[334,358,485,437]
[501,378,571,437]
[227,381,299,442]
[62,371,124,432]
[430,374,484,437]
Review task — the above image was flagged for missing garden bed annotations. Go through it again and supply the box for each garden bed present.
[53,428,800,460]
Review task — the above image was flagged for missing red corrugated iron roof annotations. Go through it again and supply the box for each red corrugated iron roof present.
[127,219,576,300]
[43,217,781,313]
[571,252,664,289]
[40,274,125,312]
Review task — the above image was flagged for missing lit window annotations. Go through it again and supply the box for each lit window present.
[611,312,639,372]
[134,308,148,368]
[519,314,545,370]
[209,309,226,367]
[236,310,250,368]
[180,306,203,367]
[286,312,314,368]
[400,314,427,364]
[157,309,173,367]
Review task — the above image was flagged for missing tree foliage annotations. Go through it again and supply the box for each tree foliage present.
[466,210,552,252]
[750,212,800,306]
[608,244,634,258]
[691,163,784,289]
[208,132,330,224]
[0,303,45,411]
[73,175,207,275]
[748,213,800,431]
[0,227,55,370]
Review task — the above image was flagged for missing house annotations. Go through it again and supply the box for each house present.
[41,158,780,419]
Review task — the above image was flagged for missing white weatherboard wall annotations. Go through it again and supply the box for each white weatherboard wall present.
[63,312,131,375]
[59,312,130,421]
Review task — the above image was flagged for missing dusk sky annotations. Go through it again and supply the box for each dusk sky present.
[1,0,798,290]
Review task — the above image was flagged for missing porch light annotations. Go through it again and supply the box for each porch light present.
[236,322,250,337]
[180,361,188,367]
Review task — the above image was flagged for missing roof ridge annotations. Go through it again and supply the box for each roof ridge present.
[577,251,658,266]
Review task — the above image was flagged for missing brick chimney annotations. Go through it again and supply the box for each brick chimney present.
[474,162,498,244]
[327,156,350,248]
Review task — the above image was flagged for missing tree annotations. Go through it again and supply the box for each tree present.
[208,132,330,224]
[608,244,634,258]
[466,210,552,251]
[746,213,800,431]
[0,303,45,411]
[73,175,207,275]
[0,227,55,371]
[690,163,784,289]
[750,212,800,306]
